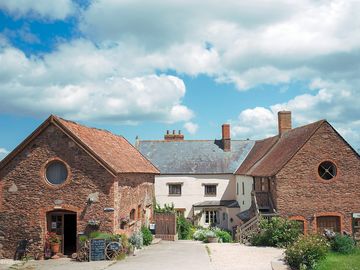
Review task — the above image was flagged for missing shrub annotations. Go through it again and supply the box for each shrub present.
[154,203,175,214]
[214,228,232,243]
[177,216,193,240]
[331,234,355,254]
[193,229,207,241]
[88,231,119,241]
[129,231,143,249]
[141,226,153,246]
[250,217,302,248]
[285,234,330,270]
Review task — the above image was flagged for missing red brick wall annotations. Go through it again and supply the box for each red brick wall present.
[0,124,155,258]
[275,122,360,234]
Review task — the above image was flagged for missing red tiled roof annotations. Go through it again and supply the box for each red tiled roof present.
[55,116,159,174]
[236,120,325,176]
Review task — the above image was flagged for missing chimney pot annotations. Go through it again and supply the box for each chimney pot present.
[173,130,176,135]
[278,111,292,136]
[166,130,169,135]
[178,130,181,135]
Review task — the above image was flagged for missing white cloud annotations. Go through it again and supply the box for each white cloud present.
[0,0,76,20]
[0,148,9,160]
[184,122,199,135]
[0,43,193,124]
[231,78,360,148]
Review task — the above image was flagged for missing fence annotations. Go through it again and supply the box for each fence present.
[154,213,178,241]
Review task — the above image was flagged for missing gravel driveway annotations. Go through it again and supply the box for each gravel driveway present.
[208,243,284,270]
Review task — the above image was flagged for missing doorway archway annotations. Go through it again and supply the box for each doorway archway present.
[47,210,77,255]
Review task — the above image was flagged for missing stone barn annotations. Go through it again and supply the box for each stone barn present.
[0,115,159,258]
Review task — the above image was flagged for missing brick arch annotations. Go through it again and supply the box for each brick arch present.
[313,212,344,233]
[289,215,308,234]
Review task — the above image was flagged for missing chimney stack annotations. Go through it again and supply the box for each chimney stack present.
[164,129,184,141]
[222,124,231,152]
[278,111,292,136]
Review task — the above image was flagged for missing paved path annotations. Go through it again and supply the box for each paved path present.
[108,240,212,270]
[208,243,284,270]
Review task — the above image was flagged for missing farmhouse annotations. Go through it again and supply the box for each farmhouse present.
[138,111,360,239]
[0,115,159,258]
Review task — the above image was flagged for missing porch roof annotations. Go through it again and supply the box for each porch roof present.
[193,200,240,208]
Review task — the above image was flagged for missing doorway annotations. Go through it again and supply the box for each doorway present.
[47,211,77,255]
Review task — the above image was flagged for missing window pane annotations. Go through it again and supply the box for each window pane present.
[46,161,68,185]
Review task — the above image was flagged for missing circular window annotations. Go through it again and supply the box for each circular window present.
[45,161,68,185]
[318,161,337,180]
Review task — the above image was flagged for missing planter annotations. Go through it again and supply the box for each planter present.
[51,243,60,254]
[207,236,218,243]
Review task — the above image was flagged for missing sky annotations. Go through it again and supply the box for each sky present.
[0,0,360,160]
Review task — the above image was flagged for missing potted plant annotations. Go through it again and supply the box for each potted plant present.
[48,232,61,254]
[205,230,218,243]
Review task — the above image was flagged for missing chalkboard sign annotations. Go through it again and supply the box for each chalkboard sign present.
[90,239,106,261]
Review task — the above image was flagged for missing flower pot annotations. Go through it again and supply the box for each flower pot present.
[207,236,218,243]
[51,243,60,254]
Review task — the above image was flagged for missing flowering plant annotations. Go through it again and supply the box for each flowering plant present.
[47,232,61,244]
[87,219,101,226]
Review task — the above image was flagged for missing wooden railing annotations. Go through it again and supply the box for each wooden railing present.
[236,191,278,244]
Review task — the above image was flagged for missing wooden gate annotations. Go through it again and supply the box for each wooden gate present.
[154,213,177,241]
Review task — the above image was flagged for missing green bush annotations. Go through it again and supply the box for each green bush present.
[331,234,355,254]
[285,234,330,270]
[250,217,302,248]
[129,231,143,249]
[214,228,232,243]
[177,216,193,240]
[88,231,119,241]
[193,228,207,241]
[141,226,153,246]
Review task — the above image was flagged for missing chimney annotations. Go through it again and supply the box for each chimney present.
[278,111,292,136]
[222,124,231,152]
[164,129,184,141]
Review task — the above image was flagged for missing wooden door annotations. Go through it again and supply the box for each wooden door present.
[317,216,340,233]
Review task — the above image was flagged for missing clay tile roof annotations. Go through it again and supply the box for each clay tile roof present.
[236,120,325,177]
[55,116,159,174]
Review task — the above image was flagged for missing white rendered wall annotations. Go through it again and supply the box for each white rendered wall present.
[155,174,241,230]
[235,175,253,212]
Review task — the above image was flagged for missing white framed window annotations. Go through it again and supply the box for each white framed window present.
[204,185,217,196]
[205,210,218,225]
[168,184,182,196]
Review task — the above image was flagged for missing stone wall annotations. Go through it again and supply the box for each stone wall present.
[115,173,155,235]
[276,122,360,234]
[0,124,155,258]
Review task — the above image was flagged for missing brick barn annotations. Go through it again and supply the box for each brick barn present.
[0,115,159,258]
[236,112,360,238]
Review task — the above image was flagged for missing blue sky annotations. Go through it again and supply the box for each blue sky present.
[0,0,360,159]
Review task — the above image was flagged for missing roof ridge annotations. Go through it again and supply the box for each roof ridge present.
[138,139,254,142]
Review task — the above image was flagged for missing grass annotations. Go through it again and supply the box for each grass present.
[315,248,360,270]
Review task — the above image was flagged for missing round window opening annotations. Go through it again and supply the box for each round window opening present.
[45,161,68,185]
[318,161,337,180]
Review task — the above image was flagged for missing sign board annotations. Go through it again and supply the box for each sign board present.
[149,223,156,230]
[90,239,106,261]
[51,222,57,229]
[353,213,360,219]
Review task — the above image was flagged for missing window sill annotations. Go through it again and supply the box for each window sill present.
[168,194,182,197]
[204,194,217,197]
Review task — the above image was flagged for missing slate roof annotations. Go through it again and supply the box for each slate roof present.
[193,200,240,208]
[137,140,255,174]
[236,120,326,177]
[0,115,159,174]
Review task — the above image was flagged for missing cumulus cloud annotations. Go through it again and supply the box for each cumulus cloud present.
[231,78,360,148]
[0,148,9,160]
[0,43,193,124]
[184,122,199,135]
[0,0,76,20]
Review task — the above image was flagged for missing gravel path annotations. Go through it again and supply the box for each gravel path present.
[208,243,284,270]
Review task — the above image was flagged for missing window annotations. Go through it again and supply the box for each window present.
[242,182,245,195]
[318,161,337,180]
[205,210,218,224]
[317,216,340,233]
[130,209,135,221]
[45,161,68,185]
[137,205,142,219]
[236,182,239,195]
[204,185,217,196]
[169,184,181,196]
